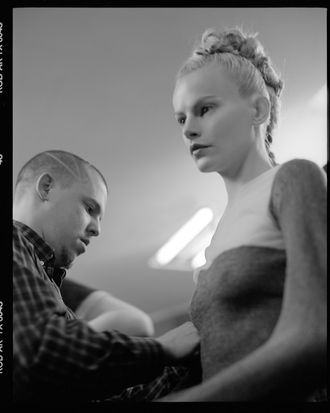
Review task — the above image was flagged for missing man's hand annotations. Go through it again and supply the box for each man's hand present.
[156,321,200,362]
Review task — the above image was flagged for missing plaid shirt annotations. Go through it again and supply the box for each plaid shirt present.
[13,220,189,403]
[100,357,202,402]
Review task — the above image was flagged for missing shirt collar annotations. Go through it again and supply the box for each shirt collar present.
[13,220,66,287]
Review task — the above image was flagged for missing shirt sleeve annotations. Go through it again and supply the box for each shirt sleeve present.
[60,277,96,312]
[13,232,167,402]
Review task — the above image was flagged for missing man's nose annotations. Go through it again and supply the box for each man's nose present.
[88,217,101,237]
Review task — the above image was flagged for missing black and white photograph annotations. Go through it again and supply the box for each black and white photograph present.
[3,5,328,405]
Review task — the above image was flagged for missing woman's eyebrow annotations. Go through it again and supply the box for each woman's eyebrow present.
[175,95,219,115]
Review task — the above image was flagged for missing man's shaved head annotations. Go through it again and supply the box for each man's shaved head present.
[14,150,108,269]
[15,150,108,196]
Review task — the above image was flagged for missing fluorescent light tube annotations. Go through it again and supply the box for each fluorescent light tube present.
[154,207,214,266]
[191,249,207,269]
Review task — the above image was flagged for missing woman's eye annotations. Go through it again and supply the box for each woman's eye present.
[200,105,213,116]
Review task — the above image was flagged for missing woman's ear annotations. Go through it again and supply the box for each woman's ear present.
[252,95,270,126]
[35,173,54,201]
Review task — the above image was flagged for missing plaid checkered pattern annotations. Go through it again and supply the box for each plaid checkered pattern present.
[13,220,184,403]
[92,365,190,402]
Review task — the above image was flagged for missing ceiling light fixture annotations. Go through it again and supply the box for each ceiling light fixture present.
[149,207,218,271]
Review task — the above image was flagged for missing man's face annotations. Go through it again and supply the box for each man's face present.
[41,167,107,269]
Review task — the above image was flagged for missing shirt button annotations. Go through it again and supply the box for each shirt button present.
[40,260,44,266]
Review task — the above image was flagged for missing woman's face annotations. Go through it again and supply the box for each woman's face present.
[172,62,256,175]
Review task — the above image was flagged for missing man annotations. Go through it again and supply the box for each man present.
[13,150,199,404]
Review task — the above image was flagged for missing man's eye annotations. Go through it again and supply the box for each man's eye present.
[177,117,185,125]
[85,205,93,214]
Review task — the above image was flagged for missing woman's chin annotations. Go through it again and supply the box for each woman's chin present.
[195,159,215,173]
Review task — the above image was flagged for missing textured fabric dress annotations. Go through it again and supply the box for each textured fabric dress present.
[189,159,326,400]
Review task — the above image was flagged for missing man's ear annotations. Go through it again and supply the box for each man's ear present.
[35,173,54,201]
[252,95,270,126]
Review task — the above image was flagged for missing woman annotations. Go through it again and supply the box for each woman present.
[99,27,326,403]
[160,27,326,401]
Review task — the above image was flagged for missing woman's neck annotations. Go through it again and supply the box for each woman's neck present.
[221,151,273,205]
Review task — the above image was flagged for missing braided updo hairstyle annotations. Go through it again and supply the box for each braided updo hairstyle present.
[176,28,284,166]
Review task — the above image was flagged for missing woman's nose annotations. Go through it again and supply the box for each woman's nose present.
[183,117,201,140]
